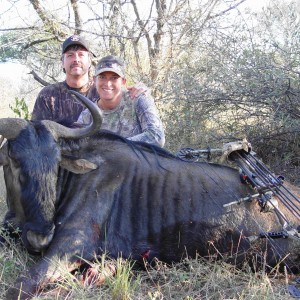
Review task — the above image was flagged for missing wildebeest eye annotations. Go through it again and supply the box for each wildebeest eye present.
[19,173,26,185]
[8,146,20,162]
[10,156,21,169]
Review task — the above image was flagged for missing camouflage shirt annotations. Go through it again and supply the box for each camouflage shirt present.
[77,90,165,147]
[31,81,99,127]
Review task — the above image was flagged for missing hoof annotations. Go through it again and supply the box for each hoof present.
[81,264,117,287]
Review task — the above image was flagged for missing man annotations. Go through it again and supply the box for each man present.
[76,55,165,147]
[31,35,147,127]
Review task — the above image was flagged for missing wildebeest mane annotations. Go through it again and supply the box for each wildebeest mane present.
[97,130,179,159]
[62,129,180,162]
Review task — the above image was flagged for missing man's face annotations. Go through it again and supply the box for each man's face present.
[62,47,91,76]
[95,71,126,101]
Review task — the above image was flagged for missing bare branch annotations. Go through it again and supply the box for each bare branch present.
[130,0,152,49]
[28,70,50,86]
[209,0,247,19]
[70,0,83,33]
[28,0,68,39]
[23,38,55,50]
[0,27,38,32]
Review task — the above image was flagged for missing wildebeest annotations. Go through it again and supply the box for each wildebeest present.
[0,91,300,299]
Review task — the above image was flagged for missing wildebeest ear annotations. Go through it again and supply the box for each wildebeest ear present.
[60,158,98,174]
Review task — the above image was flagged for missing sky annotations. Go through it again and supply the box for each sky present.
[0,62,29,85]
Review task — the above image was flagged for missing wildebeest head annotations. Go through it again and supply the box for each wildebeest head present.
[0,91,102,253]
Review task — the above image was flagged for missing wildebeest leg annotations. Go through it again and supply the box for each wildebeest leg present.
[5,258,47,300]
[6,254,117,299]
[5,255,82,300]
[5,232,112,300]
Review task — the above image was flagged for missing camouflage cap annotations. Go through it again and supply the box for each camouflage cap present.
[62,35,91,54]
[94,55,125,78]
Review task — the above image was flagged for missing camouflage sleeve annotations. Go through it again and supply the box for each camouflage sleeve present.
[128,94,165,147]
[76,108,93,126]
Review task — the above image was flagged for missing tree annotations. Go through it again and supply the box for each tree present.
[0,0,247,84]
[2,0,300,183]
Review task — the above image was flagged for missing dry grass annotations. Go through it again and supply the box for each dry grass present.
[0,241,298,300]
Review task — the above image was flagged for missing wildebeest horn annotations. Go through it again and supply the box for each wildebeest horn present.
[0,118,29,140]
[0,91,102,141]
[42,90,103,140]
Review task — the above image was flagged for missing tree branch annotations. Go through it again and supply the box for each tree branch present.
[71,0,83,33]
[23,38,54,50]
[28,0,68,39]
[28,70,50,86]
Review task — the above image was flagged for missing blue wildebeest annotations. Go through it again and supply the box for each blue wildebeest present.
[0,91,300,299]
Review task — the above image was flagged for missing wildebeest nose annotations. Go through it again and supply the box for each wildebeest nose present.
[26,225,55,252]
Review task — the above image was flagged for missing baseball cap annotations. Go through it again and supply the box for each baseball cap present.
[94,55,125,78]
[62,35,91,54]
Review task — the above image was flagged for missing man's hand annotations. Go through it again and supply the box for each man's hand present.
[127,82,149,99]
